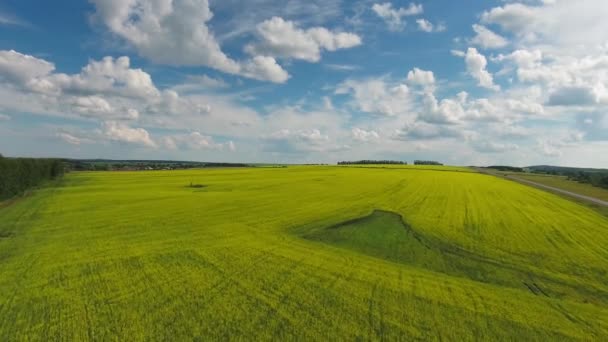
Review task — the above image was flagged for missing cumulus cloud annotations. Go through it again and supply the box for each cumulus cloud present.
[494,48,608,108]
[245,17,361,63]
[463,48,500,90]
[0,50,55,85]
[406,68,435,87]
[146,90,211,117]
[393,121,463,141]
[0,50,223,124]
[372,2,423,31]
[56,56,160,99]
[416,19,445,33]
[419,92,465,124]
[262,128,346,153]
[89,0,288,83]
[336,78,412,116]
[0,52,160,100]
[102,121,156,147]
[481,0,608,51]
[352,128,379,142]
[90,0,236,70]
[239,56,290,83]
[470,24,508,49]
[162,131,235,151]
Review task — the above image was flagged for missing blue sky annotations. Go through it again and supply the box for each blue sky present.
[0,0,607,166]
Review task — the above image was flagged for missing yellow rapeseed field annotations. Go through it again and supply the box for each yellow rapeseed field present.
[1,165,607,340]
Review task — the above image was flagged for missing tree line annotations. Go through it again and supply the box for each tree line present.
[0,154,65,200]
[566,171,608,190]
[413,160,443,165]
[338,160,407,165]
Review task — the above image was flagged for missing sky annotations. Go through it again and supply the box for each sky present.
[0,0,607,167]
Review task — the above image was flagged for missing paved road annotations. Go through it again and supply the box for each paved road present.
[505,175,608,207]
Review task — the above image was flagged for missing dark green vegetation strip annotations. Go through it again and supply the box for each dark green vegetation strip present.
[304,210,608,305]
[0,156,64,200]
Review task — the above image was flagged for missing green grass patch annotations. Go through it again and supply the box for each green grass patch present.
[305,210,608,305]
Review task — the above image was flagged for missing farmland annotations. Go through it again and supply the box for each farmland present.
[1,166,608,340]
[513,173,608,202]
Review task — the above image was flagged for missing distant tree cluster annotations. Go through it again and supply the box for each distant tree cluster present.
[566,171,608,190]
[338,160,407,165]
[0,156,65,200]
[487,166,524,172]
[528,165,608,190]
[65,159,249,171]
[413,160,443,166]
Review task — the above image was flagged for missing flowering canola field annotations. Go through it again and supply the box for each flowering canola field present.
[1,166,607,340]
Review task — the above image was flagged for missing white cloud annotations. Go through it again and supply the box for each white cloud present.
[245,17,361,63]
[481,1,608,51]
[505,98,543,116]
[372,2,423,31]
[419,92,465,124]
[90,0,237,71]
[450,50,465,57]
[240,56,290,83]
[463,48,500,90]
[494,49,608,108]
[57,132,82,145]
[471,140,518,153]
[336,78,412,116]
[393,121,463,141]
[61,56,159,98]
[0,51,179,122]
[162,131,235,151]
[102,121,156,147]
[89,0,288,83]
[352,128,379,142]
[0,50,55,85]
[0,53,160,100]
[322,96,334,110]
[262,128,346,153]
[470,24,508,49]
[538,139,562,157]
[406,68,435,87]
[0,113,10,121]
[324,64,360,71]
[146,90,212,117]
[416,19,445,33]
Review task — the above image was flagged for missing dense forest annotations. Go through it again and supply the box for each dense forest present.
[0,155,65,200]
[338,160,407,165]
